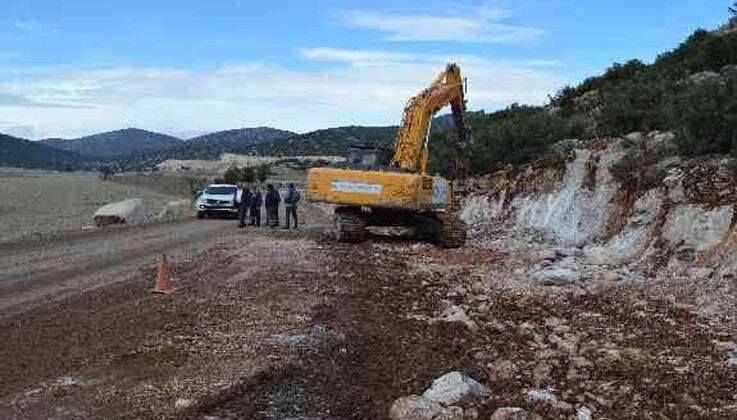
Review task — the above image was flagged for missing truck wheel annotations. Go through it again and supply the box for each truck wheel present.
[435,212,466,248]
[197,212,206,219]
[334,211,367,243]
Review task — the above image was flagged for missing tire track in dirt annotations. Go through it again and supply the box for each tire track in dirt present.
[0,219,235,318]
[0,226,330,419]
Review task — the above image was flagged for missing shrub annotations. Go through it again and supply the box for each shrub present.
[427,105,584,176]
[669,77,737,156]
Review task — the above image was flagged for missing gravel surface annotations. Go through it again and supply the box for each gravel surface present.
[1,204,735,419]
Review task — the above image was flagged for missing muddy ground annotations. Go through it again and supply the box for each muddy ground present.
[1,205,736,419]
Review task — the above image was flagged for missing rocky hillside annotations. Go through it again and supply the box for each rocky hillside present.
[109,125,397,171]
[185,127,296,149]
[40,128,182,157]
[257,125,397,156]
[457,131,737,325]
[428,18,737,177]
[0,134,90,170]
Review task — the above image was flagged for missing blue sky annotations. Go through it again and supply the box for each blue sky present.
[0,0,732,139]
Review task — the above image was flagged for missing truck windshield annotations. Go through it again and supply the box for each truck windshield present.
[205,187,236,195]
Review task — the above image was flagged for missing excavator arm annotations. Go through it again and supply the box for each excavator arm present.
[390,63,471,178]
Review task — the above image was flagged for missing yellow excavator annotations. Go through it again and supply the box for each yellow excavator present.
[306,63,470,247]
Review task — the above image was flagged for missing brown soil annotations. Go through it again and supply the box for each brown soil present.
[1,207,736,419]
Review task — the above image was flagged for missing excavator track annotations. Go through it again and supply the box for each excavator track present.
[333,210,367,243]
[435,212,467,248]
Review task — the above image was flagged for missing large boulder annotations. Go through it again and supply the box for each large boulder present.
[93,199,147,227]
[389,395,463,420]
[157,199,193,221]
[421,371,491,406]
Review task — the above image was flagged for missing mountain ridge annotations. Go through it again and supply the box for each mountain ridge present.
[0,134,91,170]
[39,128,182,157]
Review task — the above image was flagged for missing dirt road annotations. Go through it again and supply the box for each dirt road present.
[1,207,736,419]
[0,219,237,318]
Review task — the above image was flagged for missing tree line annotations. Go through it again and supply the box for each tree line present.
[427,5,737,177]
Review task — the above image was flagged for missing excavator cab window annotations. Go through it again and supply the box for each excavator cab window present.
[348,147,379,166]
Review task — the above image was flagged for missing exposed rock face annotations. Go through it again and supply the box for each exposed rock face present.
[457,131,737,321]
[460,143,624,249]
[662,204,733,251]
[93,198,147,227]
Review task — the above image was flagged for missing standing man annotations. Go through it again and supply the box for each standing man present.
[238,185,252,228]
[264,184,281,228]
[250,187,262,226]
[284,183,301,229]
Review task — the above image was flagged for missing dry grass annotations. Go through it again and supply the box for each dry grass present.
[0,168,185,243]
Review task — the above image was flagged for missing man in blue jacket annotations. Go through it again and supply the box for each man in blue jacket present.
[284,183,301,229]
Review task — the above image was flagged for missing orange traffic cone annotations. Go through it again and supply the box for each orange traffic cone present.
[152,254,175,294]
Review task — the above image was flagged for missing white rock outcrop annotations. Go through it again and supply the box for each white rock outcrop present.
[458,131,737,296]
[662,204,733,251]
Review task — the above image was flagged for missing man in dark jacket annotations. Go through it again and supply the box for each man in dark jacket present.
[250,188,262,226]
[264,184,281,228]
[238,185,252,228]
[283,183,301,229]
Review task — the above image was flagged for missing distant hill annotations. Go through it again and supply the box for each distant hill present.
[107,127,297,171]
[186,127,296,149]
[255,126,398,156]
[108,125,396,171]
[40,128,182,157]
[0,134,90,170]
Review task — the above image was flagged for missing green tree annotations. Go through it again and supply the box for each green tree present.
[223,165,258,184]
[730,2,737,16]
[241,166,256,183]
[223,166,241,184]
[669,77,737,156]
[255,165,271,183]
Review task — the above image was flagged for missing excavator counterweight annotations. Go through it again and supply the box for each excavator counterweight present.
[306,63,470,247]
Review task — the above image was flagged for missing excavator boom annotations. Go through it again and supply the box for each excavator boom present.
[390,63,470,177]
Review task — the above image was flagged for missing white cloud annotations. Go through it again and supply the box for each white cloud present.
[0,55,565,139]
[340,6,544,43]
[524,59,564,68]
[302,48,417,65]
[12,20,43,34]
[0,120,35,139]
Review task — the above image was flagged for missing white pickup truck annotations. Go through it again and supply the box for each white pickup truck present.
[194,184,239,219]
